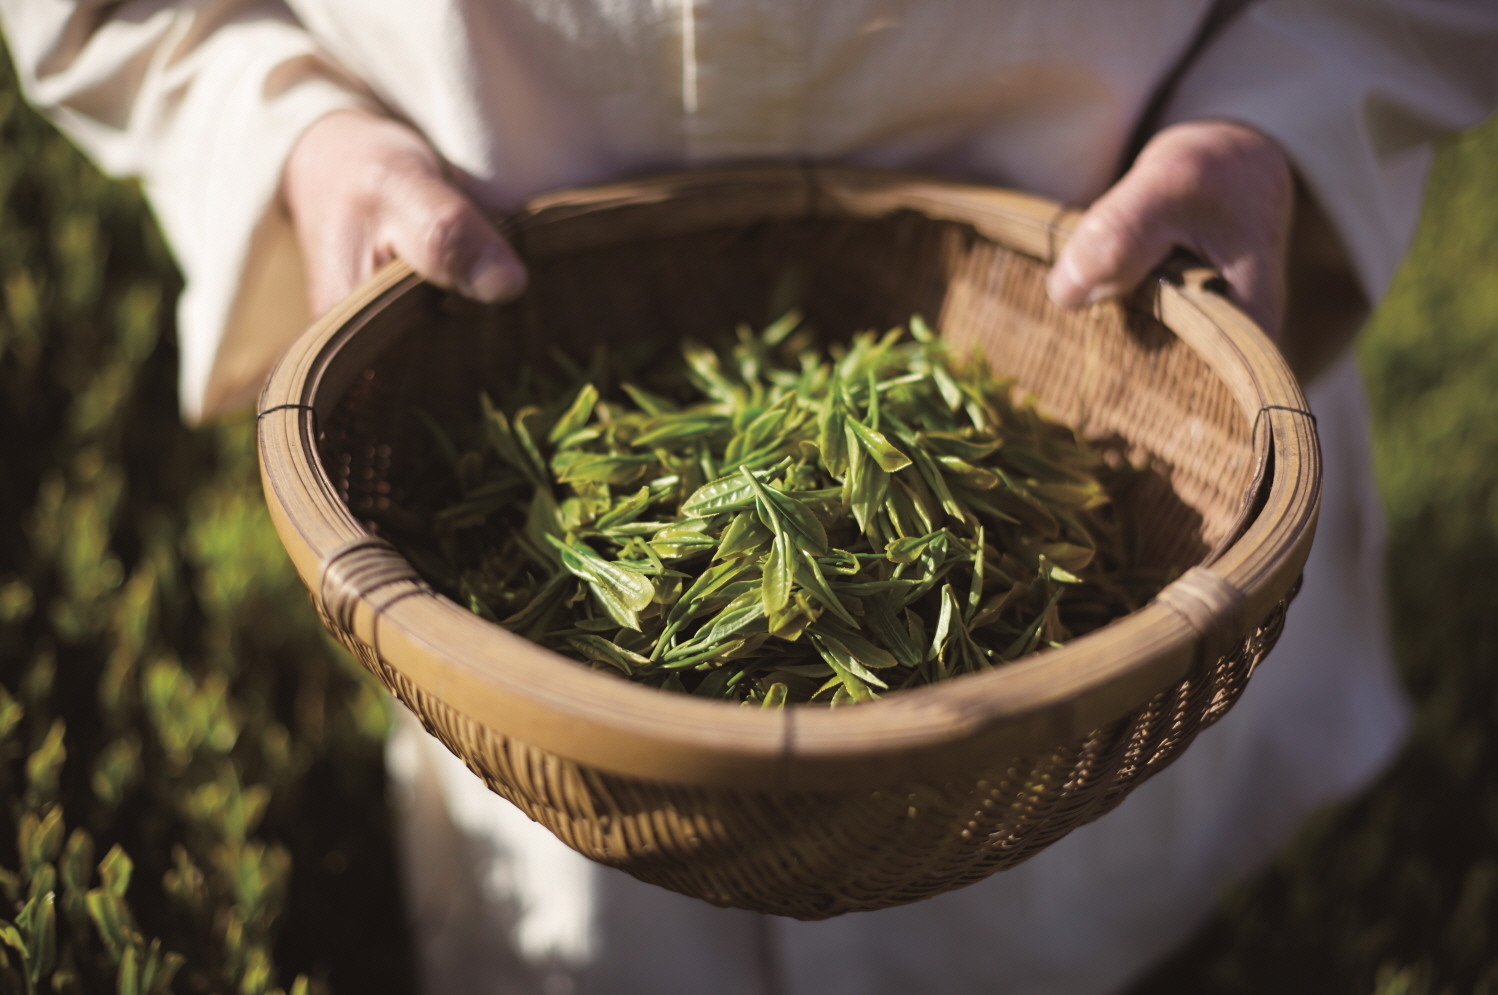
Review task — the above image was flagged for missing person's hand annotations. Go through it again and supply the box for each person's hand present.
[281,108,528,316]
[1046,119,1293,339]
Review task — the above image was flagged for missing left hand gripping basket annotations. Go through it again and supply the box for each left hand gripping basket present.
[257,165,1319,920]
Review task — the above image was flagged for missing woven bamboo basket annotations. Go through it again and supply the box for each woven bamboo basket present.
[257,165,1319,921]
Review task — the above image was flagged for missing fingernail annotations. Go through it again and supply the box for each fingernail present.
[1047,254,1123,309]
[461,243,527,303]
[1046,254,1089,309]
[1083,281,1122,305]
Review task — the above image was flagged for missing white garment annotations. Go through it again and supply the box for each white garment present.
[3,1,1496,417]
[3,2,1495,992]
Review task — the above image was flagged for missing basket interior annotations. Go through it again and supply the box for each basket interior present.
[284,199,1291,918]
[319,212,1253,582]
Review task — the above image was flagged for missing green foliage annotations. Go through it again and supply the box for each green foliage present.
[0,55,412,995]
[411,321,1153,705]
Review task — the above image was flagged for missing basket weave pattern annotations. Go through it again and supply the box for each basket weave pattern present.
[323,593,1283,918]
[260,167,1318,920]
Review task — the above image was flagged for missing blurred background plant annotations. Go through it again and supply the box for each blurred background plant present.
[0,54,413,994]
[0,39,1493,993]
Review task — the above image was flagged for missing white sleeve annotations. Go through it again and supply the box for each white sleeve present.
[1159,0,1498,304]
[0,0,380,420]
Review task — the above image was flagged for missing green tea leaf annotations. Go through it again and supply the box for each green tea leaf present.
[845,436,891,536]
[620,382,678,415]
[674,589,766,655]
[935,454,1000,489]
[809,631,887,697]
[885,530,945,565]
[918,429,1001,462]
[648,525,717,558]
[631,412,731,448]
[862,598,926,668]
[929,583,961,664]
[791,547,858,627]
[816,389,849,477]
[715,511,771,561]
[548,536,655,630]
[680,469,769,517]
[846,415,911,473]
[480,394,547,486]
[551,451,653,487]
[759,683,790,709]
[595,486,658,531]
[741,467,828,555]
[563,634,651,675]
[761,532,795,615]
[549,382,600,444]
[813,618,900,670]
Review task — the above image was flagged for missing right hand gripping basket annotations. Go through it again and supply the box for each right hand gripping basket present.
[257,165,1320,921]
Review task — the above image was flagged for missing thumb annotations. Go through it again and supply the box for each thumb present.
[379,160,528,304]
[1045,165,1186,312]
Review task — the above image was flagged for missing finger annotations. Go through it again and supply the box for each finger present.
[1206,235,1287,339]
[379,165,528,303]
[1046,178,1186,310]
[1045,136,1207,311]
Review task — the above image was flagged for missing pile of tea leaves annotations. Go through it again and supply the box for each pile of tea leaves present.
[376,316,1161,705]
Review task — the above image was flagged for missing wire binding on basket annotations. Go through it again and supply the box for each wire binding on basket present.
[255,401,317,421]
[1155,567,1249,671]
[317,536,418,641]
[1253,404,1317,442]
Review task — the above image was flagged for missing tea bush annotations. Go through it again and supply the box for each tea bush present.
[0,58,413,994]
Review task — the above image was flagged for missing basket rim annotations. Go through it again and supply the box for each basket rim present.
[257,164,1320,791]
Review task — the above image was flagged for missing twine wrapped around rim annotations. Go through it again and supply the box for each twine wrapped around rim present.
[257,165,1319,920]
